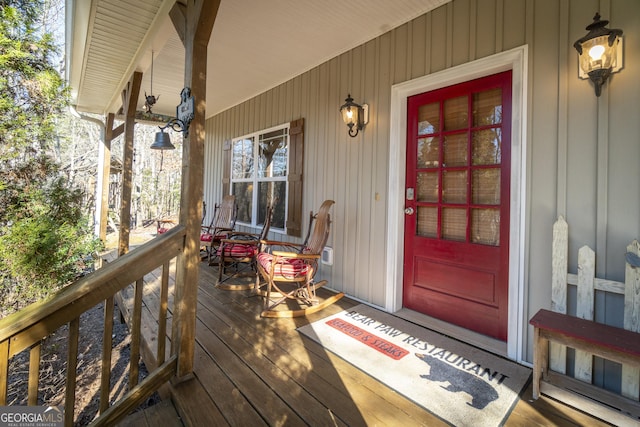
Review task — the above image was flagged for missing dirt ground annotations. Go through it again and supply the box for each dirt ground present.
[7,226,159,426]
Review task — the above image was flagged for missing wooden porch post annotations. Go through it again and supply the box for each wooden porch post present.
[118,72,142,256]
[99,113,123,242]
[97,116,110,242]
[169,0,220,379]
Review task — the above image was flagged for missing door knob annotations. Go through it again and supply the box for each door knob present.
[404,207,415,215]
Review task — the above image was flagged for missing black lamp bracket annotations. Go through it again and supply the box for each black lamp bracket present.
[159,87,194,138]
[159,118,189,137]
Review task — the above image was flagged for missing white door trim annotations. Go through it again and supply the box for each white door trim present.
[385,45,528,362]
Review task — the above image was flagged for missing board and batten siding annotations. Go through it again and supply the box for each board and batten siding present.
[203,0,640,363]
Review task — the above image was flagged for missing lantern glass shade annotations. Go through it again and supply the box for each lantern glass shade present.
[151,130,176,150]
[341,104,359,128]
[578,35,620,75]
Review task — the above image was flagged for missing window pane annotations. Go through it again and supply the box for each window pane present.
[443,134,467,167]
[417,172,438,203]
[443,170,467,204]
[473,88,502,126]
[417,206,437,237]
[258,128,288,178]
[232,182,252,223]
[472,129,501,165]
[442,208,466,241]
[418,102,439,135]
[444,96,468,131]
[232,138,254,179]
[258,181,286,229]
[471,208,500,246]
[472,169,500,205]
[417,137,439,168]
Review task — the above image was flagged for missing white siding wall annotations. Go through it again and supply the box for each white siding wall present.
[203,0,640,363]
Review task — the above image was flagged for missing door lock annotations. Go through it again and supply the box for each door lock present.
[404,207,415,215]
[406,188,415,201]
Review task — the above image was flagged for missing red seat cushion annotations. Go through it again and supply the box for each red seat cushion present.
[200,233,228,242]
[217,243,258,258]
[256,252,310,278]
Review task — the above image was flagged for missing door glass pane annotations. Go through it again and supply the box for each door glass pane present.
[442,208,466,241]
[443,170,467,204]
[472,129,501,165]
[472,169,500,205]
[473,88,502,126]
[232,138,254,179]
[232,182,252,223]
[417,172,438,202]
[418,102,439,135]
[258,181,286,228]
[444,96,468,131]
[471,208,500,245]
[417,137,439,168]
[417,206,437,237]
[443,134,467,167]
[258,128,288,178]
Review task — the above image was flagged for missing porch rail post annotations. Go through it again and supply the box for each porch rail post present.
[169,0,221,379]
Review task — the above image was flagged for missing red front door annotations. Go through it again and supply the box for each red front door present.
[403,71,512,341]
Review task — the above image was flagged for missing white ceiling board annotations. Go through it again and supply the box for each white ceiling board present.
[69,0,451,117]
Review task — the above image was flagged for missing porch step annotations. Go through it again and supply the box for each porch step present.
[115,399,184,427]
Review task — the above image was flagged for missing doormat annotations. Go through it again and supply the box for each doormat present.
[297,304,531,426]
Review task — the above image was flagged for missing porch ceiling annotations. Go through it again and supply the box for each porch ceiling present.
[66,0,450,118]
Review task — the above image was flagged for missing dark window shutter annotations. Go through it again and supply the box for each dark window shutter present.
[222,139,231,196]
[287,118,304,237]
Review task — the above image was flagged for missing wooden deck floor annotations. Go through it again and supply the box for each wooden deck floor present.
[122,260,613,427]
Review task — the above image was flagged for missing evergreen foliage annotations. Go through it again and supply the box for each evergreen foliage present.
[0,1,100,313]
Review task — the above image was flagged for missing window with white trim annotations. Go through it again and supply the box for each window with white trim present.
[230,123,289,230]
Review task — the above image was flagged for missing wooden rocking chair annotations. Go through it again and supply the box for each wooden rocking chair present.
[159,201,206,235]
[256,200,344,317]
[201,195,237,265]
[216,203,274,291]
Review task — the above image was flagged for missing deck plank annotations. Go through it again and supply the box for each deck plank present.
[117,260,616,427]
[196,301,350,426]
[116,399,183,427]
[194,315,308,425]
[143,399,184,426]
[170,374,229,426]
[197,285,445,426]
[191,343,267,426]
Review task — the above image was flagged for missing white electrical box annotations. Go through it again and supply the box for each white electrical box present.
[321,246,334,266]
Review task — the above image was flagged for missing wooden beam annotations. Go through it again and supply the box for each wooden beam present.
[115,111,175,125]
[99,113,116,242]
[169,3,187,45]
[118,72,142,256]
[169,0,221,379]
[112,122,124,139]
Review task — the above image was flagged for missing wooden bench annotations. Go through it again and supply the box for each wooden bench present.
[530,309,640,422]
[535,216,640,424]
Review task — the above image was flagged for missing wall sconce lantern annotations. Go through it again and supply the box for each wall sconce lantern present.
[339,94,369,137]
[573,13,623,97]
[151,87,195,150]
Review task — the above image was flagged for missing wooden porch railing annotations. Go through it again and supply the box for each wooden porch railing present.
[0,225,187,426]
